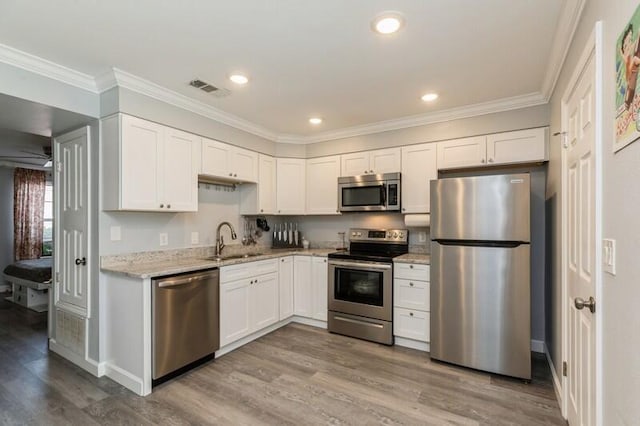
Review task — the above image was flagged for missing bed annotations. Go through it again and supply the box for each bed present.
[3,258,52,312]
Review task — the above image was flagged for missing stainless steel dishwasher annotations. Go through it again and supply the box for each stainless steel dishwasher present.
[152,268,219,381]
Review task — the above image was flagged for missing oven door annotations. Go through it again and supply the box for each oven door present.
[328,259,392,321]
[338,182,387,212]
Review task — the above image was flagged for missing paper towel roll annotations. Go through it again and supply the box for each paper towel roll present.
[404,214,430,227]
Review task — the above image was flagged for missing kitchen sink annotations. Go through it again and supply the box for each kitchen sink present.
[204,253,264,262]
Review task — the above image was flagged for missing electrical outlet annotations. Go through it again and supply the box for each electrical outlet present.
[191,232,199,245]
[418,232,427,243]
[110,226,121,241]
[159,233,169,246]
[603,238,616,275]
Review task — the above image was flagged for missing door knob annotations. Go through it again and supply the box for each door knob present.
[574,296,596,313]
[75,257,86,266]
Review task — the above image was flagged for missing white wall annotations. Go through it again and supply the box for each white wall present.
[547,0,640,422]
[0,167,14,291]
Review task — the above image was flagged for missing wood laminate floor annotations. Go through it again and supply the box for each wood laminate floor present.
[0,298,564,425]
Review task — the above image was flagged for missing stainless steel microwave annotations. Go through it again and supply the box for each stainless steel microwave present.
[338,172,401,212]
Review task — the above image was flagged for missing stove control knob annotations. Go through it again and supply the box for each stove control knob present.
[356,232,362,237]
[393,232,398,238]
[399,232,404,238]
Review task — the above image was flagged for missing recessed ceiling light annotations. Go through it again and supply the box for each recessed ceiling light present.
[229,74,249,85]
[421,93,439,102]
[372,12,405,35]
[309,117,323,125]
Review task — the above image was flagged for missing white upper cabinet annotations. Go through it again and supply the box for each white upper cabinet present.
[486,128,548,165]
[101,114,199,212]
[340,148,401,176]
[437,136,487,170]
[306,155,341,215]
[240,154,276,215]
[201,138,258,182]
[401,143,438,213]
[276,158,306,215]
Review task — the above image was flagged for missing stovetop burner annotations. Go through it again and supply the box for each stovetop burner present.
[328,228,408,262]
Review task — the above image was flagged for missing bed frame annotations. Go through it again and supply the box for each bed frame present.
[3,273,50,312]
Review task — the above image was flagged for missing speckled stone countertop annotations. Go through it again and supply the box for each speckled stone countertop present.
[393,253,431,264]
[101,248,336,279]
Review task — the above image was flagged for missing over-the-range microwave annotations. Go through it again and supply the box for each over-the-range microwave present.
[338,172,401,212]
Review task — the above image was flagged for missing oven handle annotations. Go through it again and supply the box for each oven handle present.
[328,260,392,270]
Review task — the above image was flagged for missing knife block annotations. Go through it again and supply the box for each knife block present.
[272,239,303,249]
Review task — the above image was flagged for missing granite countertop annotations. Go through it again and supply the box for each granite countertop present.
[393,253,431,265]
[101,248,336,279]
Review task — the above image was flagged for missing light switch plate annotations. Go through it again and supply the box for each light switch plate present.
[159,233,169,246]
[603,238,616,275]
[191,232,199,245]
[110,226,121,241]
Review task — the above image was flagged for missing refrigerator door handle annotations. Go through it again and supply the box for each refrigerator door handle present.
[433,239,528,248]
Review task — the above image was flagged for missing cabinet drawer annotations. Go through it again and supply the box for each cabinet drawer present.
[394,263,430,281]
[394,278,429,312]
[221,263,252,283]
[254,259,278,276]
[393,308,430,342]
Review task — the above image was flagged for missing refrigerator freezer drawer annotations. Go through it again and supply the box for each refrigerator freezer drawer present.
[430,173,531,242]
[430,242,531,379]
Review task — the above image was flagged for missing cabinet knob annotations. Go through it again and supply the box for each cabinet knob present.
[278,210,281,213]
[488,158,494,163]
[364,170,368,174]
[255,278,258,283]
[409,282,414,287]
[409,312,414,317]
[324,259,327,263]
[229,173,233,176]
[281,258,284,262]
[481,158,486,164]
[234,173,237,177]
[167,204,171,209]
[370,170,374,173]
[409,265,414,269]
[250,280,254,284]
[402,208,406,212]
[260,209,264,212]
[160,204,164,208]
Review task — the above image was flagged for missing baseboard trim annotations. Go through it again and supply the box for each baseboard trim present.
[531,339,545,353]
[394,336,430,352]
[48,339,102,376]
[216,318,295,358]
[544,343,564,414]
[104,363,147,396]
[290,316,328,329]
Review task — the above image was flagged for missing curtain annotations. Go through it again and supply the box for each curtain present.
[13,168,46,260]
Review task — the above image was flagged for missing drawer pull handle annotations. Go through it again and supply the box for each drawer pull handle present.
[409,282,414,287]
[409,265,414,269]
[409,312,414,317]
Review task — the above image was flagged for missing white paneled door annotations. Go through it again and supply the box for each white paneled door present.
[562,33,600,426]
[54,127,90,316]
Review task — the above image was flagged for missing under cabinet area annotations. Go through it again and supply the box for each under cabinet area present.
[393,262,431,346]
[101,114,200,212]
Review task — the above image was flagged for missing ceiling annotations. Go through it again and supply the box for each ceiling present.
[0,1,565,138]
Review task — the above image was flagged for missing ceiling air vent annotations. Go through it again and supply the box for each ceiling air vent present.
[189,79,231,98]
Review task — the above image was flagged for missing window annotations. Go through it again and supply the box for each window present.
[42,182,53,256]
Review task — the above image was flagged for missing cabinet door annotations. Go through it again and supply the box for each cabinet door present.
[279,257,294,320]
[201,138,232,178]
[369,148,401,174]
[306,155,341,215]
[120,115,163,210]
[437,136,487,170]
[340,152,370,177]
[258,154,276,214]
[486,128,547,165]
[233,147,258,182]
[401,143,437,213]
[394,307,430,342]
[220,279,251,347]
[311,257,328,321]
[293,256,312,317]
[276,158,306,214]
[163,128,200,212]
[251,272,279,331]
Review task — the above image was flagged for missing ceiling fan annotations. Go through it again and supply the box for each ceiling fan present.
[0,146,52,167]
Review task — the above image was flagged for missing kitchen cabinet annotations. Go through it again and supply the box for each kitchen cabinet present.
[201,138,258,182]
[293,255,328,321]
[306,155,341,215]
[101,114,200,212]
[401,143,438,213]
[340,148,401,177]
[240,154,276,215]
[276,158,306,214]
[393,262,430,343]
[220,259,279,347]
[279,256,294,320]
[438,128,548,170]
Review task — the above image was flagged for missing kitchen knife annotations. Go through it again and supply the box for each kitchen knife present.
[278,223,282,242]
[294,223,299,246]
[289,223,293,245]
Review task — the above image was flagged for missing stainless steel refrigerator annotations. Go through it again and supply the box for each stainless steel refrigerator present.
[430,173,531,380]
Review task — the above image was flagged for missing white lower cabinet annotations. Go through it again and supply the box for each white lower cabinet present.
[293,255,328,321]
[393,262,430,343]
[278,256,294,320]
[220,259,279,347]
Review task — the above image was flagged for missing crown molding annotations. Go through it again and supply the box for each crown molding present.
[277,92,547,144]
[97,68,279,142]
[0,43,98,93]
[540,0,586,100]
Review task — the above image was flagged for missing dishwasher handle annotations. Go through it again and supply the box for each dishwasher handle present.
[157,272,218,288]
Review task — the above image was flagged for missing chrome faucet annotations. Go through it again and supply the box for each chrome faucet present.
[215,221,237,256]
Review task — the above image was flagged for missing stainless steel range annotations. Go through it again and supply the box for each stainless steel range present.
[328,228,408,345]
